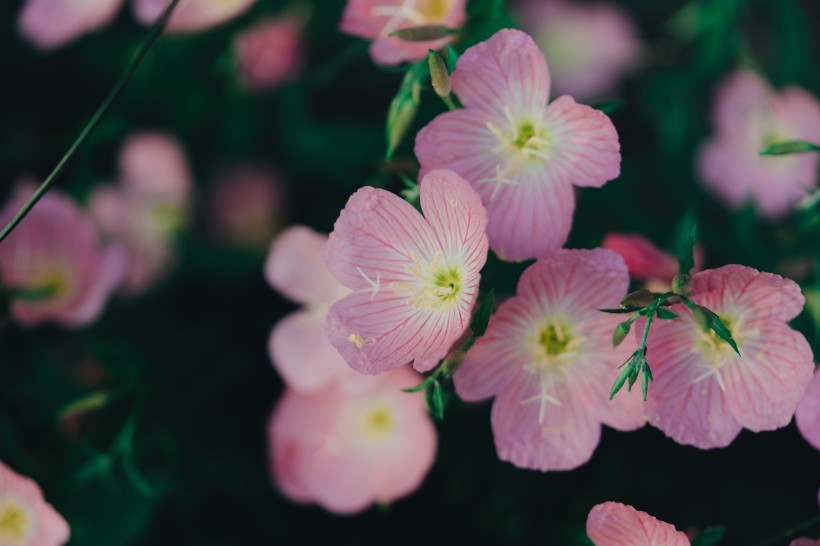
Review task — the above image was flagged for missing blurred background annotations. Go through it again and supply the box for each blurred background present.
[1,0,819,544]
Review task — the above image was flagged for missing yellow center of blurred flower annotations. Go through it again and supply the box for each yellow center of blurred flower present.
[0,497,33,543]
[363,405,396,439]
[19,269,73,302]
[373,0,455,35]
[418,0,453,21]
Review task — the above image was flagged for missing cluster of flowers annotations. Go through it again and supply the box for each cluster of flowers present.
[262,0,820,525]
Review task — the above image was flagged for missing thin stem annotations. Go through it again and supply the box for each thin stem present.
[0,0,182,245]
[757,514,820,546]
[442,95,457,111]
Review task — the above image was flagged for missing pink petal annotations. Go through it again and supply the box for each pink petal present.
[789,539,820,546]
[722,321,814,432]
[543,96,621,188]
[796,370,820,451]
[233,17,303,92]
[0,460,71,545]
[692,265,805,322]
[451,28,550,114]
[644,309,743,449]
[587,502,690,546]
[602,233,680,282]
[133,0,255,32]
[118,132,191,200]
[269,309,356,393]
[18,0,124,50]
[711,70,773,134]
[491,369,602,471]
[265,226,347,307]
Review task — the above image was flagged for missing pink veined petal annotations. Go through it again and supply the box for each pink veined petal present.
[18,0,124,50]
[692,265,805,322]
[268,309,355,393]
[451,28,550,115]
[418,169,488,274]
[481,167,576,261]
[519,249,629,320]
[721,321,814,432]
[265,226,347,306]
[602,233,680,282]
[454,298,542,401]
[796,370,820,451]
[491,368,603,472]
[542,96,621,187]
[325,186,439,291]
[587,502,691,546]
[644,309,743,449]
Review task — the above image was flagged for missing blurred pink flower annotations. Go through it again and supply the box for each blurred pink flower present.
[0,186,125,328]
[796,368,820,451]
[325,170,488,375]
[698,70,820,218]
[340,0,466,66]
[268,366,437,514]
[0,460,70,545]
[587,502,690,546]
[602,233,703,291]
[791,540,820,546]
[416,29,621,260]
[210,166,285,249]
[233,16,303,92]
[454,249,645,471]
[645,265,814,449]
[18,0,124,51]
[265,226,355,393]
[513,0,641,100]
[90,132,192,294]
[134,0,254,32]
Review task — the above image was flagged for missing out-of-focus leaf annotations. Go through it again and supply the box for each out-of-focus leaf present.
[390,25,455,41]
[760,140,820,155]
[470,289,495,339]
[385,61,427,159]
[692,525,728,546]
[590,99,625,115]
[678,223,697,274]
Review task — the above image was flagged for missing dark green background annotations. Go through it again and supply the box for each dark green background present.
[1,0,819,544]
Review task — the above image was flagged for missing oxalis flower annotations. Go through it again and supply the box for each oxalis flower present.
[454,249,645,472]
[325,169,488,374]
[340,0,467,66]
[268,367,437,514]
[415,28,621,261]
[796,368,820,451]
[587,502,690,546]
[698,70,820,218]
[0,460,70,546]
[645,265,815,449]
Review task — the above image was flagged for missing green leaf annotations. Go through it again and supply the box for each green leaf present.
[760,140,820,156]
[470,289,495,339]
[640,361,653,400]
[403,376,432,393]
[425,381,446,420]
[590,99,625,114]
[389,25,455,42]
[599,307,644,314]
[690,304,741,355]
[710,314,740,355]
[678,222,697,274]
[610,363,632,400]
[385,61,427,160]
[691,525,727,546]
[443,44,460,72]
[655,308,679,320]
[58,390,122,419]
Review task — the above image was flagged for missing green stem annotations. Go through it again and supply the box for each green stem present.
[757,514,820,546]
[442,94,458,111]
[0,0,182,245]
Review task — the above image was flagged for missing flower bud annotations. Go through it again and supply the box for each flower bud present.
[672,273,691,296]
[612,321,630,347]
[621,289,655,308]
[390,25,452,42]
[428,50,452,98]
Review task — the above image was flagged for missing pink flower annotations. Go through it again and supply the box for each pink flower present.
[325,169,488,374]
[796,368,820,451]
[0,186,125,328]
[268,367,437,514]
[416,29,621,261]
[265,226,355,393]
[454,249,645,471]
[210,166,286,250]
[587,502,690,546]
[602,233,703,291]
[513,0,642,100]
[233,16,303,92]
[133,0,254,33]
[0,460,70,545]
[792,539,820,546]
[340,0,467,66]
[89,132,192,294]
[18,0,124,51]
[698,70,820,218]
[645,265,814,449]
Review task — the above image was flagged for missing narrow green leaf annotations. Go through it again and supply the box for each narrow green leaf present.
[470,289,495,338]
[385,61,427,160]
[710,314,740,355]
[599,307,644,314]
[655,308,678,320]
[443,44,460,72]
[403,377,432,393]
[429,381,446,420]
[760,140,820,156]
[691,525,727,546]
[610,364,632,400]
[389,25,455,41]
[678,222,697,274]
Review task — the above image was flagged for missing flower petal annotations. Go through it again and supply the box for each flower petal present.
[451,28,550,114]
[587,502,690,546]
[796,370,820,451]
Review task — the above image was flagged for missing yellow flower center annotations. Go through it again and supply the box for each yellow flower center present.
[538,322,570,356]
[389,251,464,311]
[362,404,396,440]
[0,497,33,543]
[418,0,453,21]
